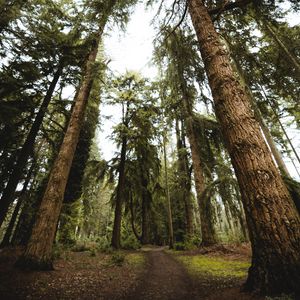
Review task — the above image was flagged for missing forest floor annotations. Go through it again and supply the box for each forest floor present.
[0,243,291,300]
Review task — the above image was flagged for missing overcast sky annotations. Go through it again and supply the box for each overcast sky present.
[98,2,300,179]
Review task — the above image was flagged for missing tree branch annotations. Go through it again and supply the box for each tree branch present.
[209,0,253,16]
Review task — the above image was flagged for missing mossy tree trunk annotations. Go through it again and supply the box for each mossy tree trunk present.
[188,0,300,294]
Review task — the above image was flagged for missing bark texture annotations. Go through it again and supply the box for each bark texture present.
[188,0,300,294]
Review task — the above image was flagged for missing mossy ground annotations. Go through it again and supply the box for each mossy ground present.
[173,253,250,278]
[125,252,145,267]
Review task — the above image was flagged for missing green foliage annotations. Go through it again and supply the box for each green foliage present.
[125,253,145,267]
[174,236,200,251]
[122,234,141,250]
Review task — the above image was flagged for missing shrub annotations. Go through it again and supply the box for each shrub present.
[122,235,141,250]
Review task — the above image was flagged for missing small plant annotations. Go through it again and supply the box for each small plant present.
[110,252,125,266]
[122,235,141,250]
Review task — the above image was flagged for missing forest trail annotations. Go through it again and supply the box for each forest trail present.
[125,247,195,300]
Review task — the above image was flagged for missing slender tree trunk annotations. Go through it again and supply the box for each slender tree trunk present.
[256,16,300,80]
[188,0,300,294]
[111,136,127,249]
[225,45,291,177]
[0,63,63,227]
[175,119,194,238]
[141,188,151,245]
[163,133,174,249]
[267,99,300,166]
[15,22,106,269]
[0,162,35,247]
[129,194,141,241]
[170,32,217,245]
[181,92,217,245]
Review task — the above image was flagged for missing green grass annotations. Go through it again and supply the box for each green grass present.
[125,252,145,267]
[175,254,250,278]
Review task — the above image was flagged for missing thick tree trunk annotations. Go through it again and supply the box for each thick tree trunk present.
[15,29,102,270]
[0,63,63,227]
[163,134,174,249]
[111,137,127,249]
[188,0,300,294]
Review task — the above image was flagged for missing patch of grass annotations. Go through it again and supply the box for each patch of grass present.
[175,255,250,278]
[125,253,145,267]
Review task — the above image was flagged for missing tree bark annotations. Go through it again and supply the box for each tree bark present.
[188,0,300,294]
[111,136,127,249]
[0,63,63,227]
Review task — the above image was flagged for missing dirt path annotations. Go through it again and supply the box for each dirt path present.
[125,247,196,300]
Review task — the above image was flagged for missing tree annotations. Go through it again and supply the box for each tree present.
[16,0,119,270]
[109,72,160,248]
[188,0,300,294]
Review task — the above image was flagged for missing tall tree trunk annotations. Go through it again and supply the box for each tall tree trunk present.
[175,119,194,238]
[179,75,216,245]
[188,0,300,294]
[163,133,174,249]
[170,31,216,244]
[15,20,107,269]
[0,63,63,227]
[111,136,127,249]
[59,76,101,244]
